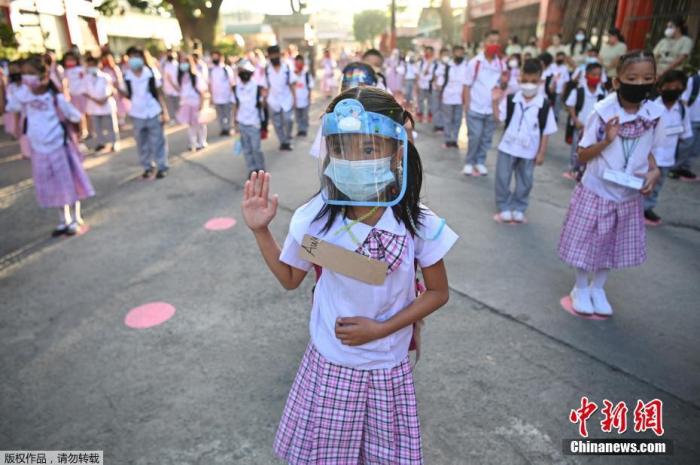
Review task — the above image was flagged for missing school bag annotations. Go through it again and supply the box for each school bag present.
[687,74,699,107]
[504,93,551,137]
[565,86,606,144]
[232,83,267,129]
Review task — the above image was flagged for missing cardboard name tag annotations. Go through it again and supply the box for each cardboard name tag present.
[603,168,644,190]
[299,234,387,285]
[665,125,684,136]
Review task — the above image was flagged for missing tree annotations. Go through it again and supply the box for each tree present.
[353,10,388,48]
[97,0,224,50]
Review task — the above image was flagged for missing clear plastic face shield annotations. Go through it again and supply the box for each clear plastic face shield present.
[319,99,408,208]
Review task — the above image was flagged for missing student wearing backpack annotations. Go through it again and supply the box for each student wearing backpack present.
[440,45,467,148]
[672,69,700,180]
[492,59,557,223]
[291,54,314,137]
[564,62,607,179]
[462,29,507,176]
[265,45,295,151]
[209,49,236,136]
[121,46,170,179]
[416,46,436,123]
[644,70,693,225]
[233,60,268,178]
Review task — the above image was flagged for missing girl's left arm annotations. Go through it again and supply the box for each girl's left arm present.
[335,260,449,346]
[58,95,82,123]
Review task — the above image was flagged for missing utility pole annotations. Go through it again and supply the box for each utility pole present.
[390,0,396,50]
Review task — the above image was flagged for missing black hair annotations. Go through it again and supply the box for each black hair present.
[23,55,60,94]
[617,49,656,77]
[453,45,465,52]
[439,47,449,54]
[511,35,519,44]
[555,51,566,58]
[85,54,99,65]
[61,51,79,66]
[294,54,304,61]
[488,29,500,36]
[522,58,543,75]
[424,45,434,52]
[657,69,688,89]
[669,17,688,36]
[211,49,221,56]
[267,45,281,55]
[313,86,424,237]
[538,52,553,67]
[362,49,383,60]
[125,46,144,57]
[608,27,625,43]
[589,47,600,54]
[585,62,603,73]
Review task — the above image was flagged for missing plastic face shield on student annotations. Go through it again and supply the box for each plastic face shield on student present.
[319,98,408,208]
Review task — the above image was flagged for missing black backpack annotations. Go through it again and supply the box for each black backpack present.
[504,93,551,137]
[564,86,606,143]
[687,74,700,107]
[125,65,159,101]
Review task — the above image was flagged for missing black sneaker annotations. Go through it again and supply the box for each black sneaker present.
[94,144,106,152]
[644,209,661,224]
[65,222,79,236]
[433,126,444,132]
[297,131,307,137]
[220,130,231,136]
[679,168,697,180]
[51,225,68,237]
[142,168,155,179]
[281,143,293,151]
[156,169,169,179]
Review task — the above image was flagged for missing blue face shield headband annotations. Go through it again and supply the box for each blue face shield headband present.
[320,98,408,208]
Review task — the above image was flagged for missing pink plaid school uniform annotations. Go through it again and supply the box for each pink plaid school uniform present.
[31,139,94,208]
[558,114,655,272]
[274,227,423,465]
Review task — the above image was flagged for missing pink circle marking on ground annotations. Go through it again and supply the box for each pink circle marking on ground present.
[559,296,609,321]
[125,302,176,329]
[204,217,237,231]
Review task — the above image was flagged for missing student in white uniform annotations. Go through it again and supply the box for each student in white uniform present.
[564,62,607,178]
[463,29,507,176]
[161,51,180,126]
[431,47,450,132]
[493,59,557,223]
[62,51,88,139]
[673,69,700,180]
[644,70,693,224]
[440,45,467,148]
[265,45,295,151]
[403,52,418,109]
[83,55,119,153]
[558,51,664,317]
[291,54,314,137]
[551,51,571,119]
[241,87,458,464]
[176,54,209,151]
[209,49,235,136]
[233,60,267,178]
[416,46,436,123]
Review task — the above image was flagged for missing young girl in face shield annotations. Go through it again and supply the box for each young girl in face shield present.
[241,86,458,465]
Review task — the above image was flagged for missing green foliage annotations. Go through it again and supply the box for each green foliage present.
[353,10,388,46]
[213,37,242,58]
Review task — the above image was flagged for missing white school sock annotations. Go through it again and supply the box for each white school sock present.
[591,269,609,289]
[197,124,207,147]
[188,127,198,148]
[575,268,589,289]
[73,201,83,225]
[61,204,72,225]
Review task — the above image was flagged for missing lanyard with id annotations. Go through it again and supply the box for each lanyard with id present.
[508,103,535,148]
[602,135,644,190]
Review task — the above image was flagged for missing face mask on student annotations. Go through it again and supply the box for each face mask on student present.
[664,27,675,38]
[270,57,281,66]
[87,67,99,76]
[508,59,519,69]
[575,33,585,42]
[324,157,396,202]
[21,74,42,90]
[212,58,220,65]
[238,71,252,82]
[555,58,565,65]
[617,81,652,103]
[179,62,190,72]
[661,88,683,104]
[453,56,464,64]
[520,82,538,98]
[128,57,144,71]
[586,76,601,87]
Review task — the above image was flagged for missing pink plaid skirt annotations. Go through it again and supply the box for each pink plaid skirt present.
[69,94,88,114]
[274,341,423,465]
[30,141,94,208]
[558,184,645,272]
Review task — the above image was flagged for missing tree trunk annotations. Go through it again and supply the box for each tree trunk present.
[167,0,223,50]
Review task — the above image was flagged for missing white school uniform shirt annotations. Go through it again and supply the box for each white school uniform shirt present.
[578,94,666,202]
[195,61,209,87]
[405,61,417,80]
[63,66,86,96]
[209,64,235,105]
[84,70,117,116]
[321,58,336,77]
[497,91,557,159]
[123,67,163,119]
[652,97,693,167]
[565,84,606,127]
[234,80,264,128]
[279,194,459,370]
[552,63,570,95]
[162,60,179,97]
[417,59,436,90]
[433,60,447,88]
[5,82,23,113]
[540,64,555,96]
[681,72,700,123]
[464,52,505,115]
[291,70,314,109]
[179,73,206,106]
[6,86,81,154]
[441,59,467,105]
[265,63,293,113]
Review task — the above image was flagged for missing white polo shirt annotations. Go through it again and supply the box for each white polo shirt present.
[417,59,436,90]
[123,67,163,119]
[565,84,606,127]
[210,65,235,104]
[265,63,293,113]
[464,52,505,114]
[552,63,570,95]
[63,66,86,96]
[652,97,693,167]
[162,60,179,97]
[497,91,558,159]
[84,70,117,116]
[234,80,265,127]
[579,94,666,202]
[441,60,467,105]
[279,194,459,370]
[291,70,314,109]
[681,72,700,123]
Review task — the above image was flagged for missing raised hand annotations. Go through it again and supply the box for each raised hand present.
[241,170,279,232]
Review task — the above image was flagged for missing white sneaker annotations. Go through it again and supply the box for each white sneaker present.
[590,288,613,316]
[499,210,513,222]
[462,164,474,176]
[512,211,525,223]
[476,164,488,175]
[570,287,595,315]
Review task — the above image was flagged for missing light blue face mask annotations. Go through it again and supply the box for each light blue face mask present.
[128,57,144,71]
[179,62,190,72]
[324,156,396,202]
